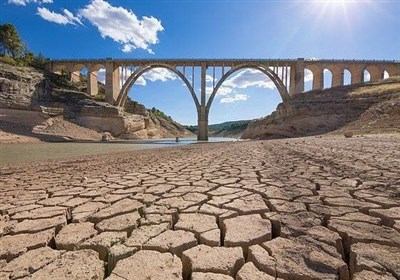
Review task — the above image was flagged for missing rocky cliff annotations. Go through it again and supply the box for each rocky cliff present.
[242,77,400,139]
[0,62,193,143]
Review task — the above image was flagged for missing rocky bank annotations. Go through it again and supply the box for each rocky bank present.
[0,62,193,143]
[242,77,400,139]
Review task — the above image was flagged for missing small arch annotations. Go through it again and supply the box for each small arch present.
[69,63,87,83]
[323,68,333,89]
[363,69,371,83]
[206,64,290,111]
[117,64,200,109]
[87,64,106,98]
[384,70,390,80]
[384,65,400,78]
[304,68,314,91]
[343,69,351,86]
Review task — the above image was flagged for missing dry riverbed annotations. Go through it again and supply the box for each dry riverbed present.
[0,134,399,279]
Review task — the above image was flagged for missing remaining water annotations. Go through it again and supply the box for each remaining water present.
[0,137,236,164]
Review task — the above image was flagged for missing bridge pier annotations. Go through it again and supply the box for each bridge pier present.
[313,69,324,90]
[332,69,344,87]
[197,62,209,141]
[290,58,305,95]
[87,71,98,96]
[197,107,209,141]
[105,59,120,105]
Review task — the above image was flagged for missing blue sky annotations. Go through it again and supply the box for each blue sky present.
[2,0,400,125]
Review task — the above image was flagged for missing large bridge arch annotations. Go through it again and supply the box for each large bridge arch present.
[206,64,290,112]
[116,64,200,111]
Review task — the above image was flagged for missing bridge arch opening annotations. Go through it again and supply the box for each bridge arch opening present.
[70,64,87,84]
[118,65,199,127]
[363,69,371,83]
[384,70,390,80]
[343,69,351,86]
[206,65,287,127]
[304,69,314,91]
[88,64,106,98]
[323,69,333,89]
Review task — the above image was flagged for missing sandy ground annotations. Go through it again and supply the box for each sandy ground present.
[0,109,102,144]
[0,134,399,279]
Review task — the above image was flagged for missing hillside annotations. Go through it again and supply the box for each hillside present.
[186,120,251,138]
[0,62,194,143]
[242,77,400,139]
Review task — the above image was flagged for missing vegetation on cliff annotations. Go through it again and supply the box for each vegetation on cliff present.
[185,120,251,134]
[0,23,48,69]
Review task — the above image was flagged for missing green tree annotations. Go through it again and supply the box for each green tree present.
[31,52,49,69]
[0,23,24,59]
[23,51,35,65]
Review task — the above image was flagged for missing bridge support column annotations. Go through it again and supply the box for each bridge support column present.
[87,71,98,96]
[350,67,363,84]
[332,69,344,87]
[289,58,305,96]
[197,107,209,141]
[197,63,209,141]
[313,70,324,90]
[105,59,120,105]
[70,71,80,83]
[370,69,384,82]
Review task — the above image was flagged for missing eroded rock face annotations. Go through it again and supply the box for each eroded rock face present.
[241,78,400,139]
[0,62,194,141]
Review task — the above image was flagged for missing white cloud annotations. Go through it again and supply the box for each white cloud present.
[384,71,389,79]
[98,67,176,87]
[364,71,371,81]
[224,69,276,90]
[63,9,83,25]
[304,69,314,82]
[136,76,147,86]
[79,0,164,54]
[8,0,52,5]
[206,75,215,84]
[37,7,82,25]
[97,69,106,84]
[206,85,232,96]
[143,68,176,82]
[220,94,248,104]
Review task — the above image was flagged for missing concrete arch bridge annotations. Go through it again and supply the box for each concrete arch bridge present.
[50,58,400,140]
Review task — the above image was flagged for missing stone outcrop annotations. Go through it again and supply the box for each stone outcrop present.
[0,62,194,142]
[242,77,400,139]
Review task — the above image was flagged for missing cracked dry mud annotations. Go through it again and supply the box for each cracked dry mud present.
[0,135,399,280]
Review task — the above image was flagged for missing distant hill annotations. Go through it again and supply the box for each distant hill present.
[185,120,251,138]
